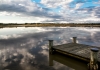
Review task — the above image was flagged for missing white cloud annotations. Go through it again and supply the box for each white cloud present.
[39,50,48,56]
[74,17,100,23]
[75,3,83,9]
[41,0,73,8]
[0,34,22,39]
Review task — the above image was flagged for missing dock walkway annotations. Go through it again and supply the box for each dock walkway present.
[52,43,100,62]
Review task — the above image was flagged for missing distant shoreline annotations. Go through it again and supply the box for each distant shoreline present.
[0,23,100,27]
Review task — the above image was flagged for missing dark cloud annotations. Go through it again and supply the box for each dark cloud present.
[0,3,62,19]
[0,4,26,13]
[77,6,100,18]
[77,7,93,12]
[29,10,62,19]
[94,7,100,18]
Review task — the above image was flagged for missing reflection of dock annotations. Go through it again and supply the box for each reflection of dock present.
[49,52,88,70]
[48,37,100,70]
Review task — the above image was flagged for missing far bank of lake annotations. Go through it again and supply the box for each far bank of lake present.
[0,23,100,28]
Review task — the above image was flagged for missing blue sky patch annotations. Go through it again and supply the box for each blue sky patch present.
[32,0,41,3]
[80,2,99,8]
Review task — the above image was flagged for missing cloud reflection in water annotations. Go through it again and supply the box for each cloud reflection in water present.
[0,27,100,70]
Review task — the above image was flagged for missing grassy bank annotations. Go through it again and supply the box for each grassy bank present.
[0,23,100,27]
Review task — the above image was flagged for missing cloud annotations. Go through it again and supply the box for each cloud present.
[0,0,62,20]
[93,7,100,18]
[0,0,40,16]
[40,0,73,8]
[75,3,83,9]
[0,0,100,23]
[75,6,100,22]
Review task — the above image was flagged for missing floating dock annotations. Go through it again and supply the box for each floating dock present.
[52,43,100,63]
[48,37,100,70]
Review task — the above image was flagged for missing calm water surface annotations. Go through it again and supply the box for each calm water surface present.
[0,27,100,70]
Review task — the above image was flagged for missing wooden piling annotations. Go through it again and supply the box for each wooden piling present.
[88,48,99,70]
[73,37,77,43]
[48,40,53,54]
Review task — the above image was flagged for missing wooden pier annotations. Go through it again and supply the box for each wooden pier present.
[48,37,100,70]
[52,43,100,62]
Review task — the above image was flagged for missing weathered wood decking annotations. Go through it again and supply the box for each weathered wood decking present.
[52,43,100,63]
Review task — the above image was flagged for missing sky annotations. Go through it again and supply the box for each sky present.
[0,0,100,23]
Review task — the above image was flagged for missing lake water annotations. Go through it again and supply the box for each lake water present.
[0,27,100,70]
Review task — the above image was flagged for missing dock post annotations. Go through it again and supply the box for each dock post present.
[48,40,53,54]
[88,48,99,70]
[73,37,77,43]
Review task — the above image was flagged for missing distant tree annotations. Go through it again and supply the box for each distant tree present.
[0,23,3,25]
[25,23,28,25]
